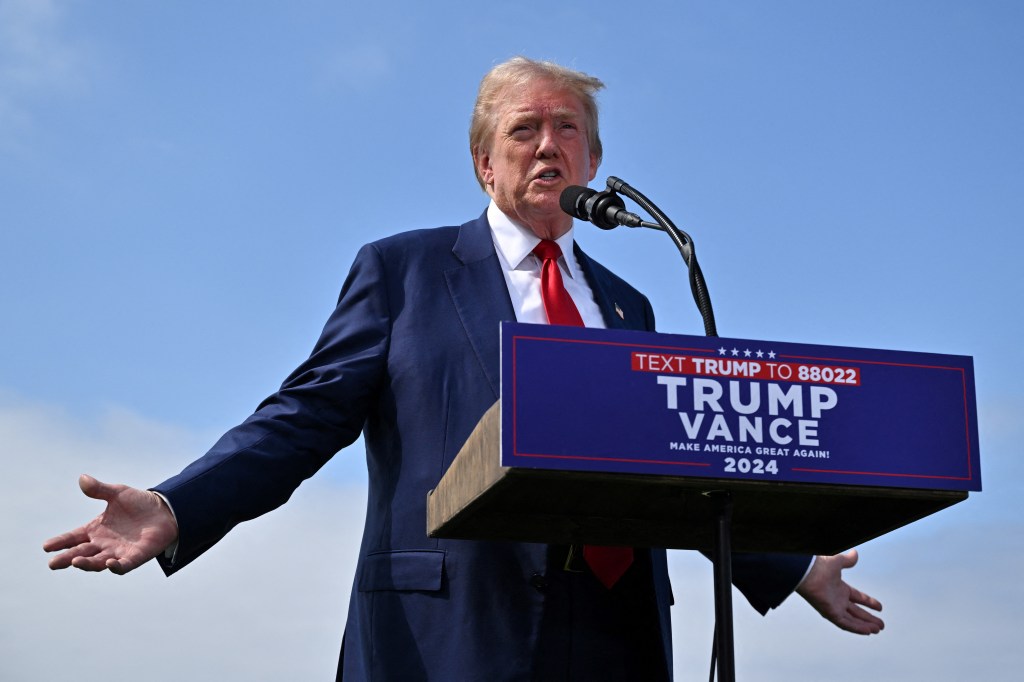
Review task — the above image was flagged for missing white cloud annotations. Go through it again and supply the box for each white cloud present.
[668,520,1023,680]
[5,392,1020,680]
[320,42,394,91]
[0,0,92,145]
[0,394,365,681]
[0,0,77,85]
[979,395,1024,447]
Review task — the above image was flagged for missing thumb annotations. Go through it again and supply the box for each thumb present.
[78,474,120,502]
[840,548,860,570]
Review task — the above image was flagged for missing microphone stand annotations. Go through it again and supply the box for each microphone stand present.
[597,177,733,682]
[605,176,718,338]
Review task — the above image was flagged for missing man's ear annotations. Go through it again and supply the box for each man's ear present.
[588,152,599,183]
[473,147,494,188]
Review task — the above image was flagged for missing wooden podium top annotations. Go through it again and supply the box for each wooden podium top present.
[427,402,967,555]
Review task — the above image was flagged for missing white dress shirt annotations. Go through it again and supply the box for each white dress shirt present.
[487,201,606,329]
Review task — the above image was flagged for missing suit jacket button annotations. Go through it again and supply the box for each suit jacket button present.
[529,573,548,592]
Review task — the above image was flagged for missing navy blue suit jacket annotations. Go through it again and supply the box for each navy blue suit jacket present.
[154,212,809,680]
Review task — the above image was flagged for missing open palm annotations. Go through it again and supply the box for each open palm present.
[44,474,178,575]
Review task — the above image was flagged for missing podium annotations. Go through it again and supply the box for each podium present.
[426,323,980,680]
[427,400,968,554]
[429,322,979,551]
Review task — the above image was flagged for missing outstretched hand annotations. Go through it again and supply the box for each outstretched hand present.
[43,474,178,575]
[796,549,884,635]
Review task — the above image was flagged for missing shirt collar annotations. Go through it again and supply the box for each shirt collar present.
[487,200,578,278]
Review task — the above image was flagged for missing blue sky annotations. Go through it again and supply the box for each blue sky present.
[3,1,1022,679]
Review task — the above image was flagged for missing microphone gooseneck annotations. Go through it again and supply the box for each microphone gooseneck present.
[560,179,718,337]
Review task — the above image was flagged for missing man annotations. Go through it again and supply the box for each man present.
[44,57,883,680]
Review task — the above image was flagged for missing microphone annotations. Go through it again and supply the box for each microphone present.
[559,185,644,229]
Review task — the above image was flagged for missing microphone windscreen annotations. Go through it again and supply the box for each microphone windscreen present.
[559,185,596,219]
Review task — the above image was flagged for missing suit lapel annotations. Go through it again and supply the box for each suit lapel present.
[444,216,642,398]
[574,243,630,330]
[445,213,515,399]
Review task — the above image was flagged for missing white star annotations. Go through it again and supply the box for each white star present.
[718,347,727,356]
[731,348,740,356]
[756,350,764,358]
[743,349,752,358]
[768,351,776,359]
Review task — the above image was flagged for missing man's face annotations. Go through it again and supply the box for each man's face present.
[474,79,599,240]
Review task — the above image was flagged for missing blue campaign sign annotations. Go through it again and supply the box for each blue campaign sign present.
[500,322,981,492]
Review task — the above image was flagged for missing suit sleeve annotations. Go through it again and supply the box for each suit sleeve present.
[730,552,813,614]
[153,242,391,574]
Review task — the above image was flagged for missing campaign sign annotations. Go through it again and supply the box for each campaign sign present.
[500,322,981,492]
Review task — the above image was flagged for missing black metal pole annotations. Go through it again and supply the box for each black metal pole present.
[708,490,735,682]
[593,177,732,675]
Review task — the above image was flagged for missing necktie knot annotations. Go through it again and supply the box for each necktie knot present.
[533,239,562,262]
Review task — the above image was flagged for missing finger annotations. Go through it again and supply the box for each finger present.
[847,586,883,611]
[48,552,77,570]
[839,548,860,569]
[42,527,92,553]
[840,617,883,635]
[47,541,102,570]
[847,603,885,630]
[833,609,879,636]
[835,603,884,635]
[105,545,151,575]
[78,474,121,502]
[838,616,881,636]
[70,552,117,572]
[95,539,154,575]
[107,557,138,575]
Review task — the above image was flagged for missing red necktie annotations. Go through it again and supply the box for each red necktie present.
[533,239,634,588]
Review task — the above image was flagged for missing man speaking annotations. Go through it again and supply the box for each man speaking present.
[44,57,883,680]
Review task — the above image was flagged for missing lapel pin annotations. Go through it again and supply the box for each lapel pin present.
[614,302,625,320]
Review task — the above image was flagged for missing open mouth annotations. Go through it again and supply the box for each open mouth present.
[536,170,561,181]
